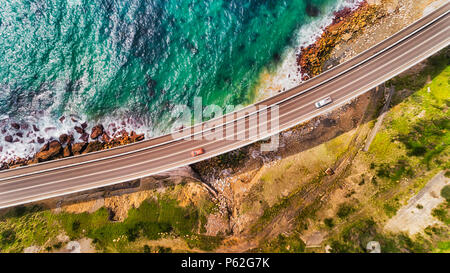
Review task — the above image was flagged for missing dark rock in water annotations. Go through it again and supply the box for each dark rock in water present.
[72,142,87,155]
[59,116,66,123]
[11,123,20,130]
[0,146,2,153]
[21,124,29,130]
[59,134,69,144]
[4,135,13,143]
[16,132,23,138]
[44,127,56,133]
[37,137,45,144]
[81,122,88,129]
[80,133,89,142]
[306,3,320,17]
[74,126,84,134]
[91,125,104,139]
[33,125,40,132]
[146,76,157,97]
[36,140,62,161]
[82,141,103,154]
[63,145,72,157]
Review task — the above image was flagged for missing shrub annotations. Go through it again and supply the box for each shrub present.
[324,218,334,228]
[0,229,16,246]
[143,245,151,253]
[441,185,450,202]
[337,204,356,219]
[72,220,81,233]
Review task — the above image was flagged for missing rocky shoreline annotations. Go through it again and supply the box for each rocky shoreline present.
[0,0,427,171]
[1,120,145,170]
[297,0,386,79]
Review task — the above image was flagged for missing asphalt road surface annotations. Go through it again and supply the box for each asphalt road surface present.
[0,3,449,209]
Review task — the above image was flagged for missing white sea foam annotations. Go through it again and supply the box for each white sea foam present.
[254,0,364,101]
[0,110,155,163]
[0,0,364,164]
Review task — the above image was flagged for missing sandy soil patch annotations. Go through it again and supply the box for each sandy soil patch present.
[384,171,449,235]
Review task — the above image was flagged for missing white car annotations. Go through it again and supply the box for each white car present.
[315,96,333,108]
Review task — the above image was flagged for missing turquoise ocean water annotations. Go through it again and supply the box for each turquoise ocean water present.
[0,0,358,160]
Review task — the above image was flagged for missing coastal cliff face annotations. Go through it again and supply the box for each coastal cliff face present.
[1,0,448,253]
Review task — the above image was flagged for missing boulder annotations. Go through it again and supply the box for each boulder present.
[82,141,104,154]
[72,142,87,155]
[37,137,45,144]
[74,126,84,134]
[11,123,20,130]
[130,131,145,142]
[102,133,111,143]
[39,142,49,153]
[66,134,74,144]
[36,140,62,161]
[4,135,13,143]
[80,133,89,142]
[44,127,56,133]
[63,145,72,157]
[90,125,104,139]
[32,125,40,132]
[59,134,69,144]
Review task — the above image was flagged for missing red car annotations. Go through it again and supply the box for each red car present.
[191,148,205,157]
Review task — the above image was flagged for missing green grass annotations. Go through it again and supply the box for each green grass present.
[434,241,450,253]
[366,50,449,199]
[326,49,450,253]
[328,218,433,253]
[0,193,221,253]
[256,234,306,253]
[0,205,62,253]
[57,197,217,252]
[432,202,450,226]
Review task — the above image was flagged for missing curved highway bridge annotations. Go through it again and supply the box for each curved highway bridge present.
[0,3,449,209]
